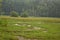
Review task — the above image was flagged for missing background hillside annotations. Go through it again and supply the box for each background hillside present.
[0,0,60,17]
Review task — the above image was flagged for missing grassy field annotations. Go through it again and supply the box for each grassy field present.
[0,16,60,40]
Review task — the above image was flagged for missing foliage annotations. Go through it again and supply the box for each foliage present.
[10,11,19,17]
[21,11,29,17]
[0,17,60,40]
[1,0,60,17]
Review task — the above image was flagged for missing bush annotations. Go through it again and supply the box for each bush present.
[21,11,29,17]
[10,11,19,17]
[21,13,28,17]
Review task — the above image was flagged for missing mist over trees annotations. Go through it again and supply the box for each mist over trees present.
[0,0,60,17]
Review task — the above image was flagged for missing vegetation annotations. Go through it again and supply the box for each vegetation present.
[21,11,29,17]
[0,0,60,40]
[0,16,60,40]
[0,0,60,17]
[10,11,19,17]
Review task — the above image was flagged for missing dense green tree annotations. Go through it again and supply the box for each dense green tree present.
[21,11,29,17]
[10,11,19,17]
[0,0,60,17]
[0,0,3,15]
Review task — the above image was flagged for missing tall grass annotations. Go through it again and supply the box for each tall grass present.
[0,16,60,40]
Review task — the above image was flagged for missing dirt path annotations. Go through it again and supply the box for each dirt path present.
[17,36,26,40]
[16,36,37,40]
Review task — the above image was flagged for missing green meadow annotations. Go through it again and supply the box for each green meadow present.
[0,16,60,40]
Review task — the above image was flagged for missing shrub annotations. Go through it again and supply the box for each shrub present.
[21,13,28,17]
[21,11,29,17]
[10,11,19,17]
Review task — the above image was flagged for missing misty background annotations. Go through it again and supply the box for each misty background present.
[0,0,60,17]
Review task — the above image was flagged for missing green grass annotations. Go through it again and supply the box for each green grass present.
[0,16,60,40]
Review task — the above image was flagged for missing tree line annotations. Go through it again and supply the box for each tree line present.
[0,0,60,17]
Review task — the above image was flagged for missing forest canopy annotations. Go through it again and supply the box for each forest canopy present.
[0,0,60,17]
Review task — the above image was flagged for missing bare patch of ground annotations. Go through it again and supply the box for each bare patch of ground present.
[16,36,38,40]
[14,23,48,32]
